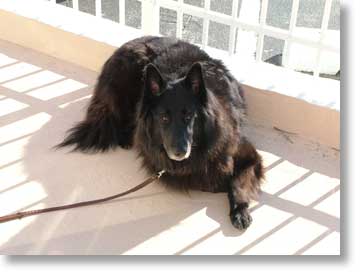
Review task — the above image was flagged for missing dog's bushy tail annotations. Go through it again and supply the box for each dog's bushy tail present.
[55,100,134,153]
[56,120,115,153]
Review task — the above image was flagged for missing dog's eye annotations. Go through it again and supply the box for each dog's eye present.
[161,115,170,124]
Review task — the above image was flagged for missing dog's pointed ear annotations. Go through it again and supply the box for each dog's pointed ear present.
[144,63,165,96]
[185,62,206,96]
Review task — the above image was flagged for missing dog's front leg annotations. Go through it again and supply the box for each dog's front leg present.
[227,174,254,230]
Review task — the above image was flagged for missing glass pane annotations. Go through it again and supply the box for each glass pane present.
[262,36,285,66]
[78,0,95,15]
[184,0,204,8]
[296,0,325,29]
[208,21,230,50]
[266,0,292,30]
[102,0,119,22]
[160,8,177,38]
[182,14,203,44]
[125,0,141,29]
[56,0,73,8]
[210,0,233,15]
[328,0,340,30]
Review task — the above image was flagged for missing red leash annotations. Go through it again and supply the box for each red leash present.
[0,170,165,224]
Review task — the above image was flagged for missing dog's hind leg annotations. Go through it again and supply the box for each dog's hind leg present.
[56,47,146,152]
[227,138,264,230]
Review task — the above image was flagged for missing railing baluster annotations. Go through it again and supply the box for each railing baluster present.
[154,0,160,35]
[119,0,125,25]
[95,0,102,17]
[282,0,300,68]
[176,0,184,39]
[141,0,159,35]
[228,0,239,55]
[255,0,268,62]
[73,0,79,11]
[58,0,338,80]
[156,0,338,53]
[201,0,210,49]
[313,0,333,77]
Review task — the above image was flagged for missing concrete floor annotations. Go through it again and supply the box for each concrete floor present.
[0,40,340,255]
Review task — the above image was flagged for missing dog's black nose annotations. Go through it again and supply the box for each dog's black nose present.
[174,144,188,157]
[167,143,191,161]
[174,151,186,157]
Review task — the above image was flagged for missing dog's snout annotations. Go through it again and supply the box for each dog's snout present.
[174,144,188,157]
[165,141,191,161]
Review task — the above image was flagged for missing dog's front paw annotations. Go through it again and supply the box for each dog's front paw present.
[230,206,253,230]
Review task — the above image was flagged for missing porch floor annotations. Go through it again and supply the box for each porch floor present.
[0,40,340,255]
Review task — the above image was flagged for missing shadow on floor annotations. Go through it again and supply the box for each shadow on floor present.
[0,40,340,255]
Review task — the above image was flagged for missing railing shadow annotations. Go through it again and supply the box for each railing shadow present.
[0,39,340,256]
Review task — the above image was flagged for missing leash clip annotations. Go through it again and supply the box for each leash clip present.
[156,170,166,178]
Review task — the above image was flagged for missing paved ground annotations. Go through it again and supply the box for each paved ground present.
[0,40,340,255]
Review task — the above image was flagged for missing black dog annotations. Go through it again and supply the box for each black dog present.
[58,36,264,230]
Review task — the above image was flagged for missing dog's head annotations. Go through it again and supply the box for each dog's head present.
[139,62,207,161]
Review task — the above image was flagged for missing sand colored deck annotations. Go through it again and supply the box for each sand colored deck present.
[0,40,340,255]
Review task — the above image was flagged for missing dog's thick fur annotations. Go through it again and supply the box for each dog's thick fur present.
[57,36,264,229]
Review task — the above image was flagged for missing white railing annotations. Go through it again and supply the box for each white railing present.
[49,0,340,79]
